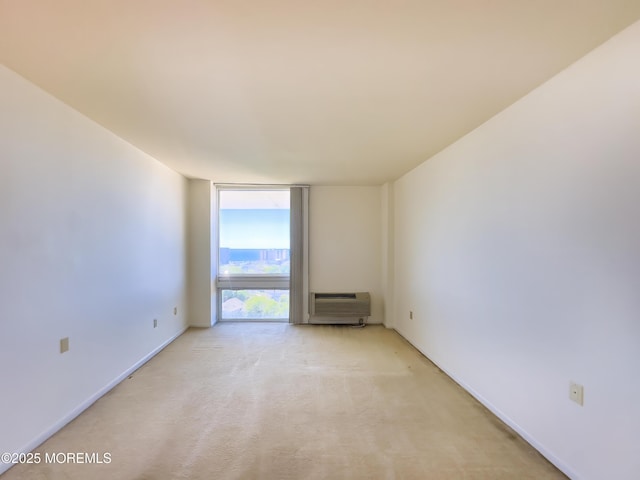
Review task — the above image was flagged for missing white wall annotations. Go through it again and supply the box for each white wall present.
[0,65,189,473]
[381,182,395,329]
[187,179,216,327]
[393,21,640,480]
[309,186,383,323]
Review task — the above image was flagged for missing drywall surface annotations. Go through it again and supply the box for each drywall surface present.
[309,186,383,323]
[381,182,395,329]
[0,65,188,473]
[393,21,640,479]
[187,179,215,326]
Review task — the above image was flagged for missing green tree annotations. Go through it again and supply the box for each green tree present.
[276,294,289,317]
[244,295,281,318]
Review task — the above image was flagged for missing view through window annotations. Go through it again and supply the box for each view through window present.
[218,189,290,320]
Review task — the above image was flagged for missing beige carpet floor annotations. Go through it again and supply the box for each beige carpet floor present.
[3,323,565,479]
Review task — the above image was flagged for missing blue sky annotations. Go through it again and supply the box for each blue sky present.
[219,209,290,249]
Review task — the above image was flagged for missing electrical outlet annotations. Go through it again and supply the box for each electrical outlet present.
[409,311,413,320]
[173,307,178,315]
[569,382,584,406]
[60,337,69,354]
[153,319,158,328]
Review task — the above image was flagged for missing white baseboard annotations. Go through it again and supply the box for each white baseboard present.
[0,326,188,476]
[391,326,579,480]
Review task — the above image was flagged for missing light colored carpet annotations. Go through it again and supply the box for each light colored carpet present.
[3,323,565,479]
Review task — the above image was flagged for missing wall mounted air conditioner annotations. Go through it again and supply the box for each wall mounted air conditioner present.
[309,292,371,325]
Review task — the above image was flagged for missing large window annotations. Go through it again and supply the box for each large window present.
[220,289,289,320]
[217,189,290,321]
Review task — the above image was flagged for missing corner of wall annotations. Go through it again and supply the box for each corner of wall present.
[381,182,395,329]
[187,179,214,327]
[210,182,218,325]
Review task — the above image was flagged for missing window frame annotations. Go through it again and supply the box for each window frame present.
[215,185,291,322]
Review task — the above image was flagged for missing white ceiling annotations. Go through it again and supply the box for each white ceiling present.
[1,1,639,186]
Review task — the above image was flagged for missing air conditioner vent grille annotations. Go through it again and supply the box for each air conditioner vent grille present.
[309,292,370,324]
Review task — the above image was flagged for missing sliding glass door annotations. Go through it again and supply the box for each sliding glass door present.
[217,188,290,321]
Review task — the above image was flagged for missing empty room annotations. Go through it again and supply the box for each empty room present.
[1,2,639,479]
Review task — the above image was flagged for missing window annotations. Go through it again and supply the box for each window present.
[217,188,290,321]
[220,290,289,320]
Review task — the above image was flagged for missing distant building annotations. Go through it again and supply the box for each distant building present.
[219,248,290,264]
[222,297,244,317]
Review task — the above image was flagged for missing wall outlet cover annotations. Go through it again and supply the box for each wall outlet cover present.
[569,382,584,406]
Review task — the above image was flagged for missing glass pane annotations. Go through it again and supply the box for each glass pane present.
[219,190,290,275]
[221,290,289,320]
